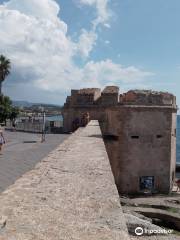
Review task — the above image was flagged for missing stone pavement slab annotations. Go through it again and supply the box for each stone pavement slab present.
[0,131,68,192]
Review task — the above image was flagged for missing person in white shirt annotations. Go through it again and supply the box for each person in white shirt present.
[0,126,5,154]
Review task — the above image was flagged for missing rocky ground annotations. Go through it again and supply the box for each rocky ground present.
[120,192,180,239]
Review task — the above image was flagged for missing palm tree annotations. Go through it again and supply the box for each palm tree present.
[0,55,11,95]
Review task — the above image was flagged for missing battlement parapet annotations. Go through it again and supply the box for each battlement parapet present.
[102,86,119,94]
[100,86,119,106]
[78,88,101,95]
[65,88,101,106]
[77,88,101,105]
[120,90,176,106]
[63,86,177,108]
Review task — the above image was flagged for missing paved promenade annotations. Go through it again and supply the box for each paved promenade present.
[0,131,68,192]
[0,121,129,240]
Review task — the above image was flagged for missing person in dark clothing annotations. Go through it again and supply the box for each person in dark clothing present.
[72,117,80,131]
[81,112,90,127]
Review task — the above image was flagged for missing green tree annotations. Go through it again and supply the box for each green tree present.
[0,95,20,124]
[9,107,20,121]
[0,95,15,124]
[0,95,12,123]
[0,55,11,95]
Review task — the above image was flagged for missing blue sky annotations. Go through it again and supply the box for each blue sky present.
[0,0,180,107]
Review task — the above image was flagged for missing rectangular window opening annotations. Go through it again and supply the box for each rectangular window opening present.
[156,135,163,138]
[131,135,139,139]
[103,135,119,141]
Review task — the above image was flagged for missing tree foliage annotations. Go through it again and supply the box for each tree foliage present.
[0,55,11,95]
[9,107,20,121]
[0,95,19,123]
[0,56,17,124]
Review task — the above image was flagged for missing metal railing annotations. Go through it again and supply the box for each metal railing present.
[6,120,63,133]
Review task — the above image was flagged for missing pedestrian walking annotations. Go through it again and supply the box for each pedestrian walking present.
[12,119,17,131]
[0,126,5,155]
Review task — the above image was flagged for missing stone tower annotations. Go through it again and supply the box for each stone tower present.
[62,86,177,194]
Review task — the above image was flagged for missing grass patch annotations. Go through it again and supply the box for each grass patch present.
[167,207,179,213]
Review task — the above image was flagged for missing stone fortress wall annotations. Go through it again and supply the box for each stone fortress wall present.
[63,86,178,195]
[0,121,129,240]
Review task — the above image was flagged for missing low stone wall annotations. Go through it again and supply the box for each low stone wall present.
[0,120,129,240]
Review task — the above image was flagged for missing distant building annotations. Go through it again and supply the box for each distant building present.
[62,86,177,195]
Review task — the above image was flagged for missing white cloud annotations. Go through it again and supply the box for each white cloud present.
[4,0,60,22]
[76,0,111,56]
[79,0,111,29]
[0,1,75,90]
[80,60,153,87]
[0,0,153,103]
[76,29,97,58]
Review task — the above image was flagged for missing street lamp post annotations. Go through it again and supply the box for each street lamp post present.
[41,111,46,142]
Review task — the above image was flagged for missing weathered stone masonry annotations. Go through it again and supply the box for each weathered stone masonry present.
[0,121,129,240]
[63,86,178,195]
